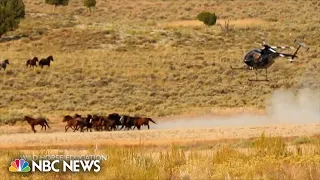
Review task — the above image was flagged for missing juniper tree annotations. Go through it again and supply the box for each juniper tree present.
[197,12,217,27]
[0,0,25,38]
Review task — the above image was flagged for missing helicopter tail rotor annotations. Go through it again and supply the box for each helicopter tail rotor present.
[291,39,309,60]
[294,40,309,50]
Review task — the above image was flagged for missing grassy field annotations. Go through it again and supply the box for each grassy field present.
[0,134,319,180]
[0,1,320,179]
[0,0,319,123]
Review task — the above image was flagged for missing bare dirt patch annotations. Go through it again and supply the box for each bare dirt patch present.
[0,120,318,149]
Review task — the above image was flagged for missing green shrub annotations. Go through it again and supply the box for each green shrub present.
[0,0,25,37]
[197,12,217,27]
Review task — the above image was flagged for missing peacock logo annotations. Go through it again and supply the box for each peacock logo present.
[9,159,31,172]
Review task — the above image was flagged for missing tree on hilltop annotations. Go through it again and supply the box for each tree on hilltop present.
[0,0,25,38]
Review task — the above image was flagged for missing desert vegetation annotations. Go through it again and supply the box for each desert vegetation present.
[0,0,25,38]
[197,11,217,27]
[0,0,319,178]
[0,133,319,179]
[0,0,319,124]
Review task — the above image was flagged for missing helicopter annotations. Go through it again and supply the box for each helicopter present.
[231,39,309,81]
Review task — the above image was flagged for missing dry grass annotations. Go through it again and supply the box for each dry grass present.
[0,1,320,178]
[0,0,319,123]
[0,133,319,180]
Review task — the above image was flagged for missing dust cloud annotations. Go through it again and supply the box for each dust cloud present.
[154,88,320,130]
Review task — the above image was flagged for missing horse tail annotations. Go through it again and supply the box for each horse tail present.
[26,60,30,66]
[44,119,50,128]
[148,118,156,124]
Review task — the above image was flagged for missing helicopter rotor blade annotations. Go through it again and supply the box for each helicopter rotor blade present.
[269,48,277,53]
[270,45,295,50]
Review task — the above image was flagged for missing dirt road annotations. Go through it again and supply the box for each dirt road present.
[0,112,319,149]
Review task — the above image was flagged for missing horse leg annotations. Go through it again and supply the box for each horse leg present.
[137,125,141,130]
[73,125,78,132]
[80,126,85,132]
[147,124,150,129]
[65,125,69,132]
[41,125,44,130]
[32,125,36,133]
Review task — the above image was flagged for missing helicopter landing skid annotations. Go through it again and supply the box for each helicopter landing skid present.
[230,65,251,70]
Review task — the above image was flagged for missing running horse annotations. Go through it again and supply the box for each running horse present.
[0,59,9,70]
[63,115,83,132]
[23,116,50,133]
[26,57,39,68]
[39,55,54,68]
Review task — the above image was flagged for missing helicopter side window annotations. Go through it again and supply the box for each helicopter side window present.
[252,52,261,62]
[246,51,260,63]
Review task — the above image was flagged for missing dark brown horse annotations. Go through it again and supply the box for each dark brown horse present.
[133,117,156,130]
[23,116,50,133]
[118,115,136,130]
[0,59,9,70]
[26,57,38,68]
[63,115,83,132]
[104,118,118,131]
[91,115,104,131]
[39,55,54,68]
[79,114,93,132]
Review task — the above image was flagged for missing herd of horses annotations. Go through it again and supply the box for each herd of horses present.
[0,55,54,70]
[23,113,156,133]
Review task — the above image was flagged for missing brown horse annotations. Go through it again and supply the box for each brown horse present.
[104,118,118,131]
[39,55,53,68]
[23,116,50,133]
[91,115,105,131]
[63,115,83,132]
[133,117,156,130]
[63,114,84,131]
[26,57,38,68]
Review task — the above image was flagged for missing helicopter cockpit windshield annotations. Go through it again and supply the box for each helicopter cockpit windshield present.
[244,49,261,64]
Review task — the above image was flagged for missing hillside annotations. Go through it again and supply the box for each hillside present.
[0,0,319,122]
